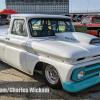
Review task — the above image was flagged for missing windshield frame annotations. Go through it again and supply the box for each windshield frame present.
[28,18,75,37]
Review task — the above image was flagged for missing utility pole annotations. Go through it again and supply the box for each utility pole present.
[87,0,90,13]
[70,1,73,13]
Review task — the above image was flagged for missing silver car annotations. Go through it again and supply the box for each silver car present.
[1,19,9,25]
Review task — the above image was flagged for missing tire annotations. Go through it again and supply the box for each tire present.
[42,64,62,89]
[98,31,100,38]
[76,19,78,22]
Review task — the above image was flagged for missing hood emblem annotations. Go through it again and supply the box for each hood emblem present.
[65,37,76,41]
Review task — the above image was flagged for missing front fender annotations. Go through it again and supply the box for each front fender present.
[25,52,73,85]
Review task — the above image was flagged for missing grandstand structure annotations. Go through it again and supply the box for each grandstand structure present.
[5,0,69,14]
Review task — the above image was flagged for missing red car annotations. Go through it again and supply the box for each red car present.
[73,16,100,37]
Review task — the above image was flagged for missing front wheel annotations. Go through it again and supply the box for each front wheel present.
[42,64,62,89]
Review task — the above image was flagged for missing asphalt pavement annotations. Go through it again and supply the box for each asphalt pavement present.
[0,25,100,100]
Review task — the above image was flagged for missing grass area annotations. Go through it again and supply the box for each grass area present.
[74,25,87,33]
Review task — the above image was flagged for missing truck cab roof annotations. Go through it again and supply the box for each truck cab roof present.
[11,14,71,19]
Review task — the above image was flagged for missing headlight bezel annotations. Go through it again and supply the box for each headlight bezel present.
[72,67,85,81]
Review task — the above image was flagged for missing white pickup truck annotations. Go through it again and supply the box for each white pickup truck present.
[1,14,100,92]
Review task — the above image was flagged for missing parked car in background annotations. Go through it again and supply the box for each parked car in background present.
[76,17,82,21]
[72,15,82,22]
[1,19,9,25]
[73,16,78,22]
[81,15,88,19]
[73,16,91,26]
[7,18,11,24]
[73,16,100,37]
[73,16,81,22]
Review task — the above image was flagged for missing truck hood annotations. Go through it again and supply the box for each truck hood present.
[26,32,100,64]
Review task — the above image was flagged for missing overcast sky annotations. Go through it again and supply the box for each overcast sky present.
[0,0,99,13]
[69,0,100,12]
[0,0,6,10]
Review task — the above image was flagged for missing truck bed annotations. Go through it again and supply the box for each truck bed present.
[0,28,9,36]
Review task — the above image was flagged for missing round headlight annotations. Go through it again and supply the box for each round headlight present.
[77,70,84,80]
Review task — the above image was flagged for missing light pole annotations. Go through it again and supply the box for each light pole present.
[70,1,73,13]
[2,2,6,9]
[87,0,90,13]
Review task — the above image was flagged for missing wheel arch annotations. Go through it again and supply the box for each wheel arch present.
[33,61,44,72]
[33,61,63,85]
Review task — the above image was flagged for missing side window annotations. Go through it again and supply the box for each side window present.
[82,18,90,24]
[11,19,28,37]
[92,17,100,23]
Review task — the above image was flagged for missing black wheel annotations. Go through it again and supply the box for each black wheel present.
[42,64,62,89]
[76,19,78,22]
[98,31,100,38]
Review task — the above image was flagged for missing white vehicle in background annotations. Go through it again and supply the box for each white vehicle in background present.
[0,14,100,92]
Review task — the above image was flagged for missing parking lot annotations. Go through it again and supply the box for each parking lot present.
[0,25,100,100]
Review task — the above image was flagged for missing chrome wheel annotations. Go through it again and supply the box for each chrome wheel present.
[45,65,59,85]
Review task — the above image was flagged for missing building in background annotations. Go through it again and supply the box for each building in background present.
[5,0,69,14]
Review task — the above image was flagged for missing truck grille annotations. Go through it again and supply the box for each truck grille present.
[72,63,100,82]
[85,63,100,76]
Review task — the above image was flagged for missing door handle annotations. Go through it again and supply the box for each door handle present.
[6,38,10,40]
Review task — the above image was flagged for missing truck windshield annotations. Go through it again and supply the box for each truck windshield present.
[29,18,75,37]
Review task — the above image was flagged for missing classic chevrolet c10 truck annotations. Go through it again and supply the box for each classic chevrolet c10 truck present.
[1,14,100,92]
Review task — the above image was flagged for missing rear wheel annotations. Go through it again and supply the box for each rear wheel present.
[42,64,62,89]
[98,31,100,38]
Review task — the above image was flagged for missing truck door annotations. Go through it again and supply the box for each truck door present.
[5,19,28,72]
[0,35,6,62]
